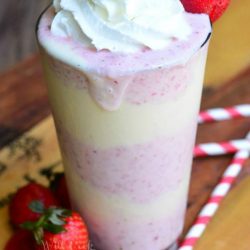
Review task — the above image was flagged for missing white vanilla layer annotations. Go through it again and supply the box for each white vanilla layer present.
[64,160,190,220]
[43,50,205,148]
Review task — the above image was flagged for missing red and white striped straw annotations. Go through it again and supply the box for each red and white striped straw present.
[194,139,250,158]
[198,104,250,124]
[179,131,250,250]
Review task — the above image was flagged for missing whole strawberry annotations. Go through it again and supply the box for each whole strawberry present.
[9,182,58,227]
[4,230,36,250]
[22,201,89,250]
[181,0,230,22]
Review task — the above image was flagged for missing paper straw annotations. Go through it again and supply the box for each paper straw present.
[194,139,250,158]
[198,104,250,124]
[179,132,250,250]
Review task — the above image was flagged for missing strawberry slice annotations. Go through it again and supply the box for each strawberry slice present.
[181,0,231,22]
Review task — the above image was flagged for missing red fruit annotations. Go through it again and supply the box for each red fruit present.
[4,230,36,250]
[53,175,71,209]
[36,212,89,250]
[9,183,58,227]
[181,0,230,22]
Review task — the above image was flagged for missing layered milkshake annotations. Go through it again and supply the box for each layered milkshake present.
[37,1,211,249]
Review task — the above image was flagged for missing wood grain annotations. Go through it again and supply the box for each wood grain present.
[195,175,250,250]
[0,117,62,249]
[0,55,50,148]
[0,0,50,72]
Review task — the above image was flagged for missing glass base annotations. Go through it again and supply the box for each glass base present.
[89,241,178,250]
[166,241,178,250]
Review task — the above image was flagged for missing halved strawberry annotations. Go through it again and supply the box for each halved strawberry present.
[181,0,231,22]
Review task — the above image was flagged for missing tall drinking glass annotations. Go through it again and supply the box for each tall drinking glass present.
[37,5,211,250]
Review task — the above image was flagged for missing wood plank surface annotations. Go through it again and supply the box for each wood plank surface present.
[0,56,249,248]
[195,175,250,250]
[0,0,50,72]
[0,55,50,148]
[0,117,62,249]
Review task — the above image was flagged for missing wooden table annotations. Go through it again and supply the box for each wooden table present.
[0,55,250,249]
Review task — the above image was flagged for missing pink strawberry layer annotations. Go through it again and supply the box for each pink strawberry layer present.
[38,8,211,76]
[57,119,196,202]
[38,8,211,110]
[48,55,195,106]
[85,205,185,250]
[55,119,196,250]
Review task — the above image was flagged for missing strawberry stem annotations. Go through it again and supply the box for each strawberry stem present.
[29,200,45,214]
[21,201,72,245]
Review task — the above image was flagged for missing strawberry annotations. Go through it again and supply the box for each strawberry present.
[51,174,71,209]
[9,182,58,227]
[22,201,89,250]
[39,166,71,209]
[181,0,231,22]
[4,230,36,250]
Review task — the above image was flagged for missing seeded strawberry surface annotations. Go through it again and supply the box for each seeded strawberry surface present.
[35,212,89,250]
[181,0,230,22]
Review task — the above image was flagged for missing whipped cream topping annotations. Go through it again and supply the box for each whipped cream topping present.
[51,0,192,53]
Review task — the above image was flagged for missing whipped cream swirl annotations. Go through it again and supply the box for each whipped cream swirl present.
[51,0,191,53]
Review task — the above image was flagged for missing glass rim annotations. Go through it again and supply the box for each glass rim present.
[35,3,51,39]
[35,4,212,51]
